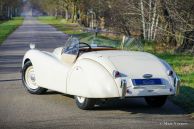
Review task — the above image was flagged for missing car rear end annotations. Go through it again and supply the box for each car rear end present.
[88,50,180,98]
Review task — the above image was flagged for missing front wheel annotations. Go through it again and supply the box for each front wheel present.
[22,61,47,94]
[74,96,96,110]
[144,96,167,107]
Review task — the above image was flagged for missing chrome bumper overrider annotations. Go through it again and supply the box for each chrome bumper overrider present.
[175,76,181,95]
[121,80,127,99]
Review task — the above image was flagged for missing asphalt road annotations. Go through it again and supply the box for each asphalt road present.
[0,17,193,129]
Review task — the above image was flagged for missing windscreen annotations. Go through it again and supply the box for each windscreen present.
[63,37,79,55]
[79,32,143,51]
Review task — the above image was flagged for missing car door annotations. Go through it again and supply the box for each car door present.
[35,38,79,93]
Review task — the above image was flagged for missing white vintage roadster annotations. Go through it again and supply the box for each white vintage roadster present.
[21,36,180,110]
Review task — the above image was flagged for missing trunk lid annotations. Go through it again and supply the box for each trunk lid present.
[97,50,168,79]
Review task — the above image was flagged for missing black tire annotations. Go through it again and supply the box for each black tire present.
[75,96,96,110]
[145,96,167,107]
[22,61,47,94]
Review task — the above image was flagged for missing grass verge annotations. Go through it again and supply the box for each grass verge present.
[0,17,24,44]
[38,16,194,116]
[156,53,194,116]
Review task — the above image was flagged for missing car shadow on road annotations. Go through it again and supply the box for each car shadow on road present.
[44,90,187,115]
[92,98,186,115]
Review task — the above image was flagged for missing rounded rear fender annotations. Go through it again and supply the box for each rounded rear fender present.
[67,59,120,98]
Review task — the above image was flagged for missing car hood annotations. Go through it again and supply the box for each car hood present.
[79,50,169,79]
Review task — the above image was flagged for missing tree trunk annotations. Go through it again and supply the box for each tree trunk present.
[0,0,3,16]
[7,6,10,18]
[153,15,159,40]
[150,1,157,40]
[65,7,68,20]
[176,31,194,53]
[161,0,177,46]
[71,3,76,23]
[122,25,131,37]
[55,8,58,19]
[148,0,152,40]
[140,0,146,40]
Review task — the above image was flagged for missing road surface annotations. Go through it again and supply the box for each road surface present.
[0,17,193,129]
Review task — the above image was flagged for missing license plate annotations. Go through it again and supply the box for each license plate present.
[132,78,162,86]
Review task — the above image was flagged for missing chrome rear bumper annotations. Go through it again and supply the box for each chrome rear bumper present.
[120,76,180,98]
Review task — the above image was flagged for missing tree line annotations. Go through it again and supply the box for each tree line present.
[31,0,194,52]
[0,0,23,20]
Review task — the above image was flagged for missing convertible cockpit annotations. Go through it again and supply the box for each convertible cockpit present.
[60,37,117,64]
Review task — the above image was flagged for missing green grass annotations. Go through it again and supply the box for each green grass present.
[0,21,5,24]
[38,16,194,116]
[0,17,24,44]
[156,53,194,116]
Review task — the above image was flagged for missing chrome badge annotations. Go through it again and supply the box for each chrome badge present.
[143,74,153,78]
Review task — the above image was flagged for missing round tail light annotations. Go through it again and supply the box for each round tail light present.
[113,70,120,78]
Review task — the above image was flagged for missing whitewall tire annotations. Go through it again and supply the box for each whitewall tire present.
[22,61,47,94]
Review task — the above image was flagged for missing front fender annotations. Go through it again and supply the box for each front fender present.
[67,59,120,98]
[22,49,40,67]
[22,49,70,93]
[22,49,49,87]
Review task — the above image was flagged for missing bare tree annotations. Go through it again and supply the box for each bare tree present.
[29,0,194,52]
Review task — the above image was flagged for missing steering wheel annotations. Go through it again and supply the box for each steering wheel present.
[79,42,92,52]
